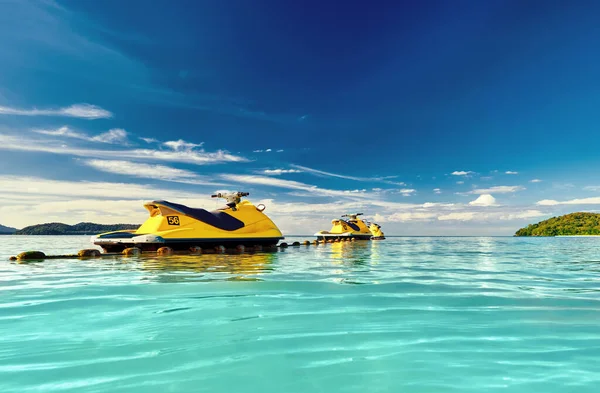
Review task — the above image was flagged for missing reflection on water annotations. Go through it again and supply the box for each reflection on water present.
[138,252,278,282]
[327,240,371,266]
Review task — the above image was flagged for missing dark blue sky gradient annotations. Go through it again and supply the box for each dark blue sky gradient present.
[2,0,600,232]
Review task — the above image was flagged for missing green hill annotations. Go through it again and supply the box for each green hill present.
[515,212,600,236]
[0,224,17,234]
[15,222,139,235]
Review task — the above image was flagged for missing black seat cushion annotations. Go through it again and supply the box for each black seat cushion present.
[342,220,360,231]
[153,200,245,231]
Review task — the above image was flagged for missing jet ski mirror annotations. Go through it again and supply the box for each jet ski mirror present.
[256,204,266,212]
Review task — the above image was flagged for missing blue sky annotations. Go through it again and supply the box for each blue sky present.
[1,0,600,234]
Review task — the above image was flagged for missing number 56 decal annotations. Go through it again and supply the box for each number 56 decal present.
[167,216,180,225]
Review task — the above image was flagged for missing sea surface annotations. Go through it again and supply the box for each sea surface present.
[1,236,599,392]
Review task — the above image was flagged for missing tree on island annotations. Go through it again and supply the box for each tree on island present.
[515,212,600,236]
[15,222,139,235]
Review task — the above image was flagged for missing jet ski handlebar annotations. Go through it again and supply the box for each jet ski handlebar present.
[211,192,249,198]
[341,213,363,217]
[211,192,250,205]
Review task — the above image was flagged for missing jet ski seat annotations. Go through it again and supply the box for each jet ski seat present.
[342,220,360,231]
[153,200,245,231]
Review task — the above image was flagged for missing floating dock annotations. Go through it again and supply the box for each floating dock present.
[8,237,362,261]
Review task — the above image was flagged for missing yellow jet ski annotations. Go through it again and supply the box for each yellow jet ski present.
[368,222,386,240]
[314,213,373,241]
[92,192,284,252]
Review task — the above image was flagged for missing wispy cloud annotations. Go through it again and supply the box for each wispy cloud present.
[380,212,438,222]
[0,103,112,119]
[140,137,159,144]
[452,170,475,176]
[437,210,545,222]
[81,159,225,186]
[34,126,128,143]
[470,185,525,194]
[433,188,442,194]
[92,128,127,143]
[505,171,518,175]
[0,133,248,165]
[219,174,374,199]
[163,139,204,151]
[0,176,223,227]
[537,197,600,206]
[583,186,600,191]
[291,164,401,184]
[263,169,303,175]
[438,212,477,221]
[0,175,207,200]
[399,188,416,196]
[253,148,273,153]
[530,179,543,183]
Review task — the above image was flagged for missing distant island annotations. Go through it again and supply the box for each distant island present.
[515,212,600,236]
[15,222,139,235]
[0,224,17,234]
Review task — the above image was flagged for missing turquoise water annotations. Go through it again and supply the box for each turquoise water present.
[1,236,599,392]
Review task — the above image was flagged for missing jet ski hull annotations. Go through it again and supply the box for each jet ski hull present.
[314,232,372,241]
[94,234,283,253]
[91,197,284,253]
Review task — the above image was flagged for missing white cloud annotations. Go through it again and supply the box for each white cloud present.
[0,175,207,201]
[499,210,545,220]
[140,137,159,144]
[505,171,518,175]
[452,171,474,176]
[383,212,438,222]
[422,202,455,208]
[456,181,465,185]
[163,139,204,151]
[433,188,441,194]
[583,186,600,191]
[33,126,127,144]
[471,185,525,194]
[277,149,284,152]
[92,129,127,144]
[438,209,545,222]
[0,103,112,119]
[0,134,247,165]
[469,194,498,207]
[34,126,87,139]
[530,179,542,183]
[263,169,303,175]
[81,159,225,185]
[438,212,477,221]
[399,188,416,196]
[537,197,600,206]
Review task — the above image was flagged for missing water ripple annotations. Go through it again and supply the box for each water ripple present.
[1,236,600,392]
